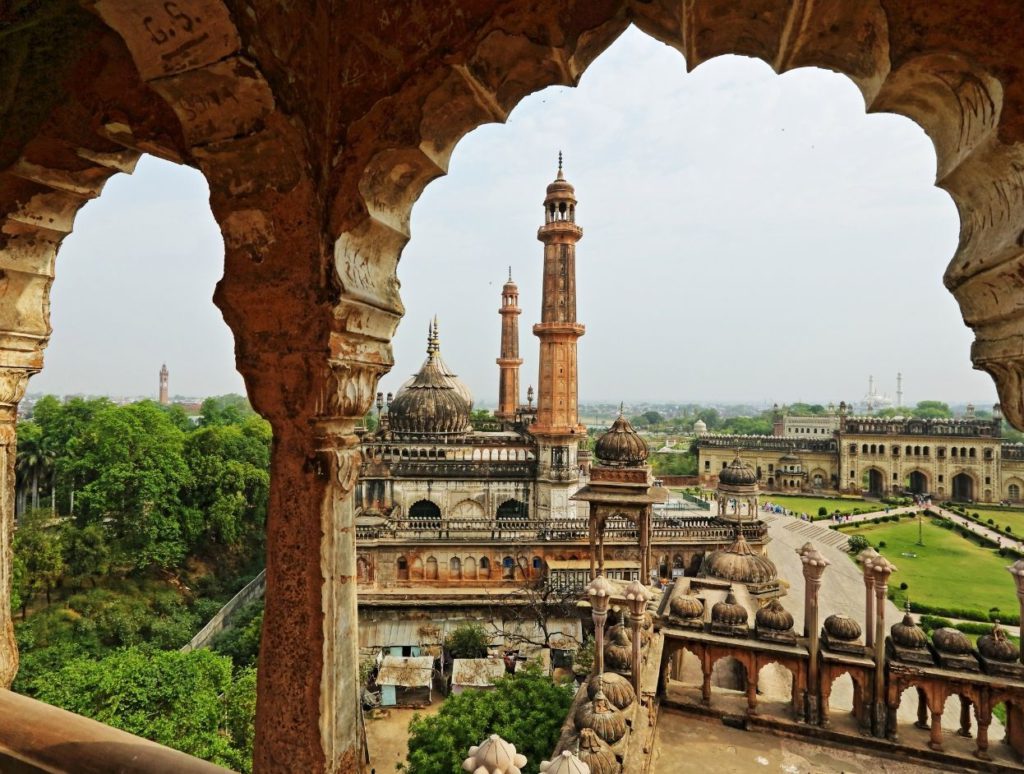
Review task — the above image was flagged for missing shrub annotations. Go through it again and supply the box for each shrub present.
[818,506,828,517]
[444,622,490,659]
[919,615,953,631]
[1008,526,1014,534]
[846,535,869,553]
[899,582,908,591]
[988,518,995,525]
[878,541,886,549]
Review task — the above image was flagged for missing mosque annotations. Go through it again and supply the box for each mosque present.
[350,161,775,651]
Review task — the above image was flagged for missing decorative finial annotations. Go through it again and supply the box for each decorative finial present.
[508,265,512,282]
[427,317,440,356]
[618,401,624,417]
[556,151,564,180]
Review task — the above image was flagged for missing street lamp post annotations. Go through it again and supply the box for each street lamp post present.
[624,578,650,697]
[586,575,614,677]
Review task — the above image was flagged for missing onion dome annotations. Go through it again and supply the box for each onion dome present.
[428,317,474,410]
[577,728,618,774]
[540,750,590,774]
[891,607,928,650]
[670,593,704,621]
[979,623,1020,662]
[823,614,862,642]
[693,418,707,434]
[594,407,649,466]
[574,690,627,745]
[755,599,794,632]
[587,672,635,710]
[711,591,748,626]
[718,455,757,486]
[463,734,527,774]
[604,626,632,672]
[388,323,471,436]
[932,627,973,655]
[701,531,778,585]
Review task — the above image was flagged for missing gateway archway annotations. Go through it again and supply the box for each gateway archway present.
[864,469,885,497]
[952,473,975,502]
[908,471,928,495]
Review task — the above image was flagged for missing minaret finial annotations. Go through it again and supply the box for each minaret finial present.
[508,265,512,282]
[427,317,440,356]
[618,401,624,417]
[557,150,564,180]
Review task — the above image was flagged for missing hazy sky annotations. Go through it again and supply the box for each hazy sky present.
[31,26,996,407]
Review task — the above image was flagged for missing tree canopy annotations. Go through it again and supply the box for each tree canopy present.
[403,666,573,774]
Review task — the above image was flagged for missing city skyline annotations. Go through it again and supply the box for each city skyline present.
[29,27,996,406]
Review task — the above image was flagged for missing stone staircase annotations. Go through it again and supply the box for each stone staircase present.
[762,515,849,552]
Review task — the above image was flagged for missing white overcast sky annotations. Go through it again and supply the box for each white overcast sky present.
[31,26,996,407]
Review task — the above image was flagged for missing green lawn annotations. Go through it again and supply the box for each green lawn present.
[957,506,1024,536]
[844,519,1017,620]
[761,494,871,519]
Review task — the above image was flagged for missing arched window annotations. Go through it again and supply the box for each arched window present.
[409,499,441,525]
[479,557,491,579]
[879,444,885,454]
[951,447,958,457]
[357,555,371,583]
[969,447,977,458]
[449,556,462,580]
[914,445,921,456]
[426,556,438,580]
[410,557,424,580]
[1010,484,1021,501]
[870,444,877,454]
[906,445,912,455]
[502,556,515,580]
[496,499,528,526]
[962,447,968,457]
[923,446,929,456]
[862,444,869,454]
[532,556,543,574]
[396,556,409,581]
[464,556,477,579]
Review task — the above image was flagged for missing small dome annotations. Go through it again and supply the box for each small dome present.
[711,591,748,626]
[891,609,928,650]
[701,532,778,585]
[574,690,627,745]
[594,411,649,466]
[587,672,635,710]
[932,627,973,655]
[388,323,471,436]
[718,455,757,486]
[577,728,617,774]
[979,623,1020,662]
[823,614,862,642]
[755,599,794,632]
[540,750,589,774]
[604,626,632,671]
[669,593,704,620]
[463,734,527,774]
[693,419,707,433]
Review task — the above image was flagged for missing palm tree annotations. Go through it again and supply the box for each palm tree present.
[15,422,45,515]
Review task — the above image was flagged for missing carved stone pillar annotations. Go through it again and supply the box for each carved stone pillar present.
[859,547,880,648]
[915,687,929,729]
[798,542,829,724]
[0,366,30,688]
[929,707,944,751]
[976,702,993,761]
[870,556,896,737]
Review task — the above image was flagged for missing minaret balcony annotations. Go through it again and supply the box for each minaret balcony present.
[537,222,583,239]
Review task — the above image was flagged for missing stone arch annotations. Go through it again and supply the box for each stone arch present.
[496,498,528,524]
[479,556,491,579]
[464,556,477,580]
[756,661,793,706]
[410,557,424,581]
[409,499,442,525]
[449,556,462,580]
[710,655,748,694]
[425,556,439,580]
[450,498,485,529]
[356,555,372,584]
[396,555,409,582]
[1006,476,1024,502]
[907,469,929,494]
[13,4,1024,772]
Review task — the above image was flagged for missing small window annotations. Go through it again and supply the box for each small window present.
[938,475,944,483]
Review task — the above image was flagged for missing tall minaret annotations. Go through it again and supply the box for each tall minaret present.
[496,268,523,421]
[159,364,169,405]
[532,153,586,522]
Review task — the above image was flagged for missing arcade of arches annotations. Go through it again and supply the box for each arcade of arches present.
[7,2,1024,772]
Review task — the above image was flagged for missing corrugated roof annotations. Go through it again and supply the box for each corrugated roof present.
[377,655,433,688]
[452,658,506,687]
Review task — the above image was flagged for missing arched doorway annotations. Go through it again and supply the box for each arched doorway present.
[908,471,927,495]
[496,498,528,527]
[864,469,884,497]
[408,499,441,528]
[953,473,974,502]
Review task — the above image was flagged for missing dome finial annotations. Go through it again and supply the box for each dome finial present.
[557,150,564,180]
[618,401,624,417]
[508,265,512,282]
[427,316,441,357]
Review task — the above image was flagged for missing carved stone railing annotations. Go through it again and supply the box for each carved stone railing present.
[697,435,837,453]
[355,516,767,544]
[1002,444,1024,460]
[0,688,231,773]
[377,461,537,478]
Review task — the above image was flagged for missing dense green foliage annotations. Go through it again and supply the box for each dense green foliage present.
[209,599,264,669]
[12,394,270,771]
[649,451,697,476]
[443,622,490,659]
[30,647,256,772]
[403,667,573,774]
